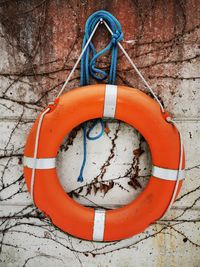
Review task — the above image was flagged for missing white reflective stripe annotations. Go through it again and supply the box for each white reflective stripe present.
[23,156,56,169]
[93,209,106,241]
[152,165,184,181]
[103,84,117,118]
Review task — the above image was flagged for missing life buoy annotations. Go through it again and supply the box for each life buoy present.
[24,84,185,241]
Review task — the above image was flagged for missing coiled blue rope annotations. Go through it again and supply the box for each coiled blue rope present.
[77,10,123,182]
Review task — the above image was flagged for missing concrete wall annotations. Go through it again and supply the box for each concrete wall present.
[0,0,199,266]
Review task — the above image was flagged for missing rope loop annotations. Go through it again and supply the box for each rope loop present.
[80,10,123,85]
[86,120,104,140]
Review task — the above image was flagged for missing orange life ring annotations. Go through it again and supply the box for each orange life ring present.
[24,84,185,241]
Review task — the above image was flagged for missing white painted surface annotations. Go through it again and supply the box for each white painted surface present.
[23,157,56,169]
[152,166,185,181]
[103,84,117,118]
[92,209,106,241]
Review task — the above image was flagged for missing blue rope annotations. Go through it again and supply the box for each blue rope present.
[80,10,123,85]
[77,10,123,182]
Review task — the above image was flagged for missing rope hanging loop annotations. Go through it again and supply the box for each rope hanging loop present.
[77,10,124,182]
[80,10,124,85]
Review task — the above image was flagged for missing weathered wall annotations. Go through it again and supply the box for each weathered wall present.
[0,0,200,266]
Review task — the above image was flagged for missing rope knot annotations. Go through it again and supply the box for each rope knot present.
[112,30,123,45]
